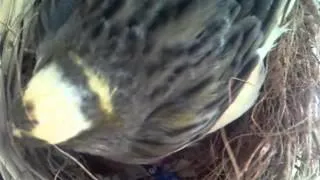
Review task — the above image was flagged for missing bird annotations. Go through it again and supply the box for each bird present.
[12,0,296,164]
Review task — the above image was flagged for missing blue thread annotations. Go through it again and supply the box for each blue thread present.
[143,165,179,180]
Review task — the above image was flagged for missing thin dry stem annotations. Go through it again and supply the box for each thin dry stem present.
[53,145,98,180]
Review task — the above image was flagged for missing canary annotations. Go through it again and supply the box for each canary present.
[13,0,295,164]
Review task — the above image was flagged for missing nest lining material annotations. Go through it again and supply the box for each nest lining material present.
[0,0,319,179]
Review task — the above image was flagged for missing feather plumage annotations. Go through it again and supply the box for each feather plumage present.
[15,0,296,164]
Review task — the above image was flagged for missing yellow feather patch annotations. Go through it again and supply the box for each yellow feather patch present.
[170,112,196,128]
[69,52,117,116]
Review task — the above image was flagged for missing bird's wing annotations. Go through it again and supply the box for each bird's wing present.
[124,0,296,161]
[30,0,296,163]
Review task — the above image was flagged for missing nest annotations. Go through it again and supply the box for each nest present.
[0,0,319,179]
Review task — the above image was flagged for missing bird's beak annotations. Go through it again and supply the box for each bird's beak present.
[10,97,34,131]
[10,97,49,148]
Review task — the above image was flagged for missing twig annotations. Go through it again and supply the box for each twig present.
[54,169,62,180]
[228,77,254,104]
[0,20,17,36]
[53,145,98,180]
[242,140,269,173]
[220,128,242,180]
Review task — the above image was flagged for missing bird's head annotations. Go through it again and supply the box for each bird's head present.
[12,52,118,146]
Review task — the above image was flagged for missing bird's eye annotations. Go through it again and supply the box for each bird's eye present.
[25,101,34,113]
[24,101,38,125]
